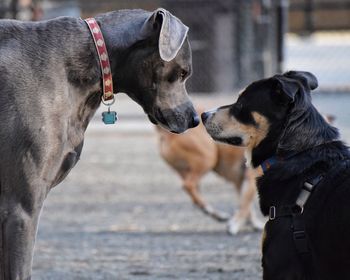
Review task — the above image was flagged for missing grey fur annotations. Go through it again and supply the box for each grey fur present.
[0,8,197,279]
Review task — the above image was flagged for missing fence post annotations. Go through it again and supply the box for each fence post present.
[304,0,314,34]
[10,0,18,19]
[277,0,288,73]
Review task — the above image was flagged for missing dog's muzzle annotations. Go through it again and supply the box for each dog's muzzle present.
[201,109,217,124]
[152,102,199,133]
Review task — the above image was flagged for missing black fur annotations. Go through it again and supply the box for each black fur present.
[251,73,350,279]
[202,71,350,279]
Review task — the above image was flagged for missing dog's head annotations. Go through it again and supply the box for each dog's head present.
[201,71,338,166]
[97,9,198,133]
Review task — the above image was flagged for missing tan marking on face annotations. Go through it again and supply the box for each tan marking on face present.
[246,112,270,150]
[205,108,269,150]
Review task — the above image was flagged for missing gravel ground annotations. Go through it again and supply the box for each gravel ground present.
[31,93,350,280]
[32,128,263,280]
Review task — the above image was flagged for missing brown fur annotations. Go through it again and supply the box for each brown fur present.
[155,110,265,233]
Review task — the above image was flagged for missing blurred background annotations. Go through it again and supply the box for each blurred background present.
[2,0,350,93]
[1,1,349,279]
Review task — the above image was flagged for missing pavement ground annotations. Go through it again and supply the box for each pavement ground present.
[32,93,350,280]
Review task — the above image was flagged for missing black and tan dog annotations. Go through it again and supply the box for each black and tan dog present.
[0,9,198,279]
[202,71,350,279]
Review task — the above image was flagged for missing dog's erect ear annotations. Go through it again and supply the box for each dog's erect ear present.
[273,76,300,104]
[141,8,189,62]
[283,71,318,91]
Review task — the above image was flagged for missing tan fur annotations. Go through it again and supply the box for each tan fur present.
[248,112,270,150]
[155,112,265,233]
[206,107,270,151]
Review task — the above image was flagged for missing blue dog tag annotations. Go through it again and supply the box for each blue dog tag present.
[102,110,117,124]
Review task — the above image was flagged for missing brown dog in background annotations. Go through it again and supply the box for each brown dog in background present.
[155,109,265,234]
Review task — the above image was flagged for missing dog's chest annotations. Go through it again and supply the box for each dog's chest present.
[53,141,84,186]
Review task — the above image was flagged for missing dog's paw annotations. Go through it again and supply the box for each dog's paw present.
[203,205,230,222]
[227,216,246,235]
[250,215,266,231]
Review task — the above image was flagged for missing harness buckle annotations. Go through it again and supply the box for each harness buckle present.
[293,230,309,253]
[269,206,276,220]
[293,230,306,240]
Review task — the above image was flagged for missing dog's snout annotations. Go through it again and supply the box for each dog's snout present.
[191,113,200,128]
[201,111,211,123]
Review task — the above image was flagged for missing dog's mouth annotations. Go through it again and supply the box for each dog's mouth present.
[146,104,199,134]
[148,113,179,134]
[147,109,169,128]
[147,114,158,125]
[214,136,243,146]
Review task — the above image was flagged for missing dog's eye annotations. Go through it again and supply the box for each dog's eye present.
[180,69,188,80]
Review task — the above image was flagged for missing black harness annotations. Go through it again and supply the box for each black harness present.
[268,174,324,278]
[262,155,350,279]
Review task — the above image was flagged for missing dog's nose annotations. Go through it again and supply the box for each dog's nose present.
[201,111,211,123]
[191,114,200,127]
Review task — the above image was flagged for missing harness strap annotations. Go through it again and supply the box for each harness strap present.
[268,174,324,278]
[296,174,323,210]
[269,205,301,220]
[292,214,314,278]
[268,175,323,221]
[268,159,350,278]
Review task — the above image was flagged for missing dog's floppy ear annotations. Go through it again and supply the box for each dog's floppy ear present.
[283,71,318,91]
[141,8,189,62]
[273,76,300,104]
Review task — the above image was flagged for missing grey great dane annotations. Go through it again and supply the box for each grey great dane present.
[0,8,198,279]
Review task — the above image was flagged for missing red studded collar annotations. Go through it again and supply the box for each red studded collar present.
[84,18,114,101]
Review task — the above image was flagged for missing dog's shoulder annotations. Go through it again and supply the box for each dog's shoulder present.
[258,141,350,214]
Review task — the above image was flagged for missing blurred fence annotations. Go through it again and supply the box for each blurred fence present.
[284,31,350,91]
[0,0,349,92]
[286,0,350,91]
[81,0,286,94]
[289,0,350,33]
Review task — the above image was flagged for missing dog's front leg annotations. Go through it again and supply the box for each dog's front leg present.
[0,191,45,280]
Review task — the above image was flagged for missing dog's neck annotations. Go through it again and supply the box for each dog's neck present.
[95,10,156,96]
[277,104,339,155]
[63,14,150,129]
[251,105,339,168]
[250,123,283,168]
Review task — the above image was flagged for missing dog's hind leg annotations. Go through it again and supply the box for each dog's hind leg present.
[182,175,230,222]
